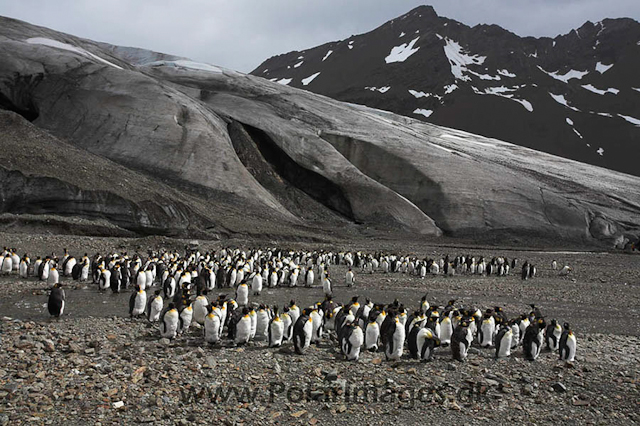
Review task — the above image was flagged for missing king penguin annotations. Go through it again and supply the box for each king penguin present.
[545,319,563,351]
[235,307,252,345]
[48,283,65,318]
[559,322,577,362]
[383,314,405,361]
[146,290,163,323]
[204,304,221,344]
[129,285,147,318]
[495,324,513,358]
[341,322,364,361]
[159,303,180,340]
[451,320,473,362]
[293,308,313,355]
[523,318,546,361]
[268,306,284,347]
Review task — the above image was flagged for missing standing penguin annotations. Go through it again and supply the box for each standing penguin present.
[146,290,163,322]
[545,319,563,351]
[413,327,440,361]
[236,281,249,306]
[179,302,193,334]
[268,306,284,347]
[478,311,496,348]
[129,285,147,318]
[19,255,30,278]
[204,305,221,344]
[251,272,263,296]
[451,321,473,362]
[383,315,405,361]
[310,305,324,344]
[439,316,453,346]
[558,323,577,362]
[322,273,332,296]
[159,303,180,340]
[48,283,65,318]
[235,307,252,346]
[281,307,293,342]
[523,318,546,361]
[47,266,60,286]
[495,324,513,358]
[293,309,313,355]
[365,317,380,352]
[345,268,355,287]
[341,322,364,361]
[305,266,314,287]
[255,304,271,340]
[192,291,209,325]
[288,300,300,326]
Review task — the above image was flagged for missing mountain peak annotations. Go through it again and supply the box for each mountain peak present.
[252,6,640,178]
[408,5,438,18]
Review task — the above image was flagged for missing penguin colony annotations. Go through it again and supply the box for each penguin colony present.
[2,246,577,363]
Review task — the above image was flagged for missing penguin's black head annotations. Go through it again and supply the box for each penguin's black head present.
[242,307,250,315]
[447,299,456,306]
[563,322,570,330]
[168,303,175,310]
[289,299,296,307]
[351,296,359,303]
[154,290,161,296]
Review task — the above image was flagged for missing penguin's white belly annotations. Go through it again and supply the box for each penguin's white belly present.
[365,323,379,350]
[497,334,512,358]
[256,312,270,339]
[204,315,221,343]
[133,293,147,316]
[161,312,179,338]
[236,318,252,344]
[149,298,163,322]
[269,321,284,346]
[192,299,208,325]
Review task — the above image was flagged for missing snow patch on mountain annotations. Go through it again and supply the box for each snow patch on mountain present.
[538,66,588,82]
[549,93,580,111]
[413,108,433,118]
[595,62,613,74]
[618,114,640,126]
[301,72,321,86]
[633,88,640,93]
[365,86,391,93]
[322,50,333,61]
[473,86,533,112]
[566,118,574,126]
[497,69,516,78]
[276,78,292,85]
[294,61,303,68]
[409,90,442,100]
[437,35,486,81]
[581,84,619,95]
[147,59,223,74]
[27,37,123,70]
[348,41,354,50]
[399,32,405,38]
[467,70,501,80]
[597,147,604,156]
[573,128,583,139]
[385,37,420,63]
[444,84,458,94]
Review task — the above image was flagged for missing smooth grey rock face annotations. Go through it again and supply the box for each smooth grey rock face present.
[0,16,638,243]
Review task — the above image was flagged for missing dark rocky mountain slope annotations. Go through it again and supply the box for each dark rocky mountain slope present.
[252,5,640,177]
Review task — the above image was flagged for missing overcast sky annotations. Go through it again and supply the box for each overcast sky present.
[1,0,638,72]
